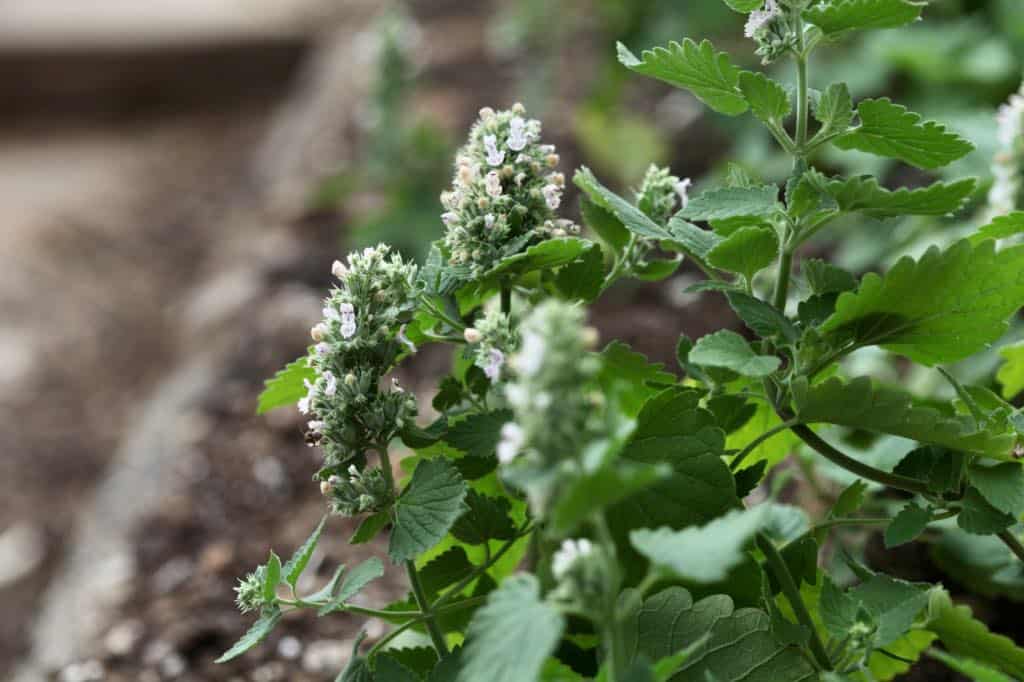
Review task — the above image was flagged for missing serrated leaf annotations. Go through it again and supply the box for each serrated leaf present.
[803,258,857,295]
[853,574,931,648]
[725,292,798,342]
[813,82,854,136]
[665,215,723,264]
[928,649,1014,682]
[738,71,790,124]
[885,503,932,548]
[263,552,281,603]
[958,488,1016,535]
[636,587,816,681]
[216,606,282,662]
[707,395,757,435]
[575,167,670,240]
[389,459,468,564]
[598,342,678,417]
[928,588,1024,679]
[350,511,390,545]
[997,341,1024,399]
[834,98,974,169]
[418,547,475,600]
[375,655,421,682]
[283,516,327,588]
[318,557,385,615]
[632,507,765,582]
[457,575,565,682]
[706,227,779,282]
[617,39,748,116]
[257,357,314,414]
[895,446,967,495]
[820,575,861,638]
[387,648,440,679]
[803,0,927,35]
[551,461,670,534]
[820,239,1024,366]
[680,185,781,222]
[485,238,590,281]
[792,377,1015,458]
[451,490,517,545]
[810,172,976,218]
[690,330,780,377]
[969,462,1024,517]
[722,0,763,11]
[303,565,346,603]
[970,212,1024,246]
[556,243,606,302]
[444,410,512,459]
[581,197,630,252]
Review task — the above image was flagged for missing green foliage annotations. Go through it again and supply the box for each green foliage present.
[690,330,781,377]
[679,185,781,222]
[738,71,791,125]
[706,227,780,282]
[257,357,315,414]
[885,503,931,548]
[928,589,1024,679]
[389,459,468,563]
[216,607,282,662]
[803,0,927,36]
[809,172,977,218]
[996,341,1024,399]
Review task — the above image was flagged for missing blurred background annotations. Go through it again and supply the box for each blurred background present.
[2,0,1023,680]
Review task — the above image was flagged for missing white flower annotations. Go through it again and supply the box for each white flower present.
[508,116,529,151]
[496,422,525,463]
[516,330,547,377]
[298,378,316,414]
[675,178,693,210]
[485,171,503,198]
[323,371,338,397]
[552,538,594,580]
[331,260,348,279]
[505,383,528,408]
[339,304,357,339]
[484,213,496,229]
[298,396,311,415]
[534,392,551,409]
[998,93,1024,147]
[442,211,459,227]
[542,184,562,210]
[397,324,417,354]
[484,348,505,381]
[744,0,780,38]
[311,323,328,342]
[307,420,324,432]
[484,134,505,166]
[464,327,483,344]
[323,306,340,322]
[315,342,330,356]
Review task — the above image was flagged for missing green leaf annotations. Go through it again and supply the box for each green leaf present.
[680,185,780,223]
[820,239,1024,366]
[598,342,678,417]
[665,215,723,264]
[813,83,854,137]
[738,71,790,124]
[451,490,517,545]
[690,330,780,377]
[722,0,763,11]
[631,507,765,582]
[257,357,314,414]
[810,172,977,218]
[928,588,1024,679]
[929,649,1014,682]
[636,587,816,681]
[458,575,565,682]
[706,227,779,282]
[283,516,327,588]
[575,167,670,240]
[376,655,421,682]
[617,39,748,116]
[895,446,968,494]
[556,243,606,302]
[958,488,1016,535]
[834,98,974,170]
[792,377,1016,458]
[725,292,798,342]
[263,552,281,603]
[350,511,390,545]
[853,574,931,648]
[389,459,468,564]
[819,575,861,639]
[969,462,1024,517]
[318,557,385,615]
[803,258,857,295]
[707,394,757,435]
[337,634,371,682]
[418,547,475,600]
[445,411,512,459]
[551,461,670,534]
[581,197,630,252]
[303,565,346,603]
[634,255,684,282]
[803,0,927,36]
[216,606,282,662]
[970,212,1024,246]
[997,341,1024,399]
[485,238,590,281]
[885,503,932,548]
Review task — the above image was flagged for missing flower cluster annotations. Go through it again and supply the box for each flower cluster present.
[745,0,795,64]
[234,566,269,614]
[301,245,420,499]
[496,301,602,514]
[636,164,690,226]
[440,103,579,275]
[987,81,1024,220]
[321,465,393,516]
[463,308,517,381]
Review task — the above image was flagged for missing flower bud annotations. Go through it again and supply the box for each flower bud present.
[311,323,328,342]
[581,326,600,350]
[320,480,332,496]
[332,260,348,279]
[464,328,483,344]
[345,373,357,387]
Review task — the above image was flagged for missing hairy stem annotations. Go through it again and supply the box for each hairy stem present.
[432,523,533,609]
[757,533,833,671]
[593,513,627,682]
[998,530,1024,564]
[730,418,799,471]
[406,559,450,656]
[794,21,810,152]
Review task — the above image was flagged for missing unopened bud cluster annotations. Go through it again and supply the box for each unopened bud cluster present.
[549,538,614,608]
[497,301,603,512]
[627,165,691,272]
[321,465,393,516]
[234,566,269,614]
[441,103,579,275]
[463,309,517,382]
[302,245,420,504]
[987,81,1024,221]
[745,0,796,64]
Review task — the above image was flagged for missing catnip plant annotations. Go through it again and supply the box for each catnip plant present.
[221,2,1024,680]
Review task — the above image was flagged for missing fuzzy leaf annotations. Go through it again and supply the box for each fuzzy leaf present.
[389,459,468,563]
[929,649,1015,682]
[997,341,1024,399]
[813,82,854,136]
[318,557,386,615]
[738,71,790,124]
[851,574,930,648]
[418,547,475,600]
[556,243,606,302]
[958,488,1016,535]
[722,0,763,10]
[928,588,1024,679]
[834,98,974,169]
[263,552,281,603]
[803,258,857,295]
[485,238,590,280]
[216,606,282,662]
[575,167,670,239]
[690,330,781,377]
[444,410,512,459]
[820,239,1024,366]
[598,342,678,417]
[257,356,314,414]
[451,490,517,545]
[581,197,630,251]
[811,173,976,217]
[617,39,748,116]
[885,503,932,548]
[970,212,1024,246]
[283,516,327,588]
[680,185,780,222]
[726,292,799,342]
[350,512,390,545]
[969,462,1024,517]
[803,0,927,35]
[457,575,565,682]
[706,227,779,281]
[792,377,1015,458]
[665,215,723,264]
[375,655,421,682]
[631,507,765,582]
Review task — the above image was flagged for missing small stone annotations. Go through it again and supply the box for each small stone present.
[277,635,303,660]
[59,660,105,682]
[104,619,144,656]
[0,521,45,588]
[302,639,349,673]
[160,652,187,678]
[198,541,234,574]
[152,557,194,594]
[253,662,287,681]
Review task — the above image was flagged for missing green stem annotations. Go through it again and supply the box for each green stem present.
[757,533,833,671]
[593,513,627,682]
[794,26,810,152]
[772,249,794,313]
[367,597,487,660]
[730,418,799,472]
[998,530,1024,563]
[500,282,512,316]
[789,423,930,495]
[419,294,466,332]
[432,523,533,609]
[406,559,450,657]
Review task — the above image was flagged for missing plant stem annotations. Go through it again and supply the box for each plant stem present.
[730,418,799,471]
[772,249,794,313]
[500,282,512,315]
[794,22,810,153]
[998,530,1024,563]
[366,596,487,660]
[405,559,450,657]
[593,513,627,682]
[432,523,533,608]
[789,424,930,495]
[756,533,833,671]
